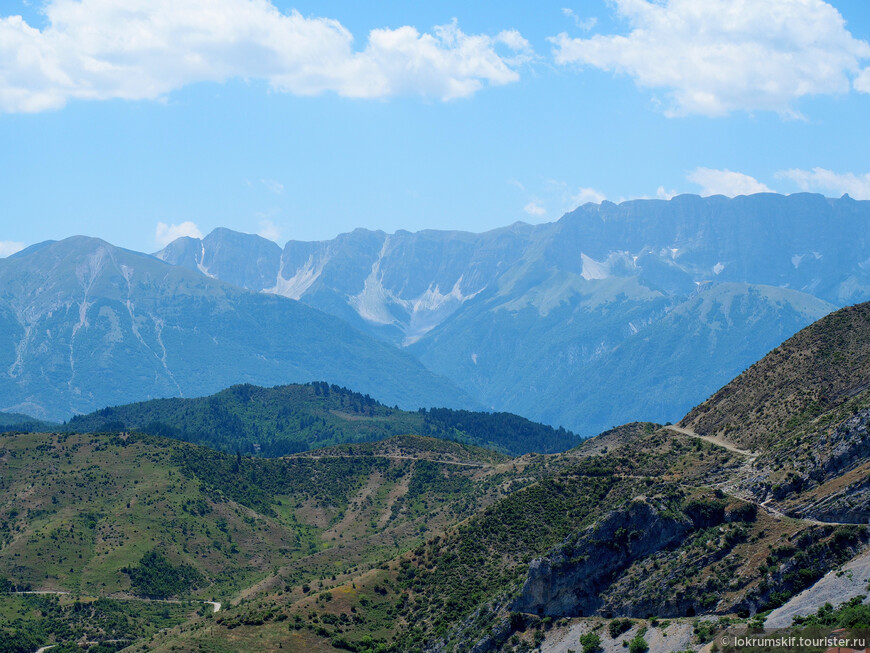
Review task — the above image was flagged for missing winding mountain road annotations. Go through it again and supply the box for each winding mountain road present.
[663,424,756,458]
[663,425,855,526]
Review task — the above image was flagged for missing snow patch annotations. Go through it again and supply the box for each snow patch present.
[792,254,804,269]
[713,262,725,275]
[346,236,483,343]
[403,276,480,345]
[580,253,610,280]
[266,253,328,300]
[471,353,478,365]
[196,242,216,278]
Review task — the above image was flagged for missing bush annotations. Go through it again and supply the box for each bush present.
[608,619,633,639]
[579,631,603,653]
[628,634,649,653]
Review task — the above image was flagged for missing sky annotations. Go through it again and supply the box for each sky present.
[1,0,870,256]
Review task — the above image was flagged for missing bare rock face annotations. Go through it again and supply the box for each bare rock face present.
[735,407,870,523]
[514,499,692,617]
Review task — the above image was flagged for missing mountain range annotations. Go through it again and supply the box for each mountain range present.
[157,192,864,434]
[3,192,868,433]
[0,237,473,421]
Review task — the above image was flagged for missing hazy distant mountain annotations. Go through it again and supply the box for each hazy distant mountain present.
[0,237,475,421]
[157,192,862,434]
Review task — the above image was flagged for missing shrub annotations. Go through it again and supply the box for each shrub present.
[608,619,633,639]
[579,631,603,653]
[628,634,649,653]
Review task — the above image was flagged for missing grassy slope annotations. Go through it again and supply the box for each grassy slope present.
[681,302,870,451]
[0,431,555,650]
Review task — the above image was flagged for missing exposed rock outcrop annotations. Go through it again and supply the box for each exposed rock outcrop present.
[514,499,692,617]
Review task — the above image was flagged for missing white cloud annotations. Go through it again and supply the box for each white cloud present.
[656,186,677,200]
[855,68,870,93]
[550,0,870,116]
[257,219,282,242]
[261,179,284,195]
[687,168,774,196]
[571,187,606,205]
[561,8,597,31]
[155,221,203,247]
[545,179,607,210]
[0,1,533,113]
[776,167,870,199]
[524,201,546,217]
[0,241,25,257]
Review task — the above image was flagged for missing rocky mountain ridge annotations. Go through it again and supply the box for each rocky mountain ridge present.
[156,192,862,434]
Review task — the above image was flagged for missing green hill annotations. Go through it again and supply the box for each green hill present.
[0,411,56,432]
[64,382,580,456]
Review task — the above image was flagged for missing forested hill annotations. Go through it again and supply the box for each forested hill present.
[65,382,580,456]
[0,411,56,432]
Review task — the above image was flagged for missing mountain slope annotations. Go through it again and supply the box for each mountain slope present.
[0,236,475,421]
[0,429,560,650]
[681,302,870,450]
[414,280,834,434]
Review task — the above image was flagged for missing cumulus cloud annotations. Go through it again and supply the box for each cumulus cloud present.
[561,8,597,31]
[257,219,282,242]
[855,68,870,93]
[0,241,25,257]
[0,1,532,113]
[523,201,546,217]
[571,187,606,205]
[155,221,203,247]
[545,179,607,210]
[776,167,870,200]
[656,186,677,200]
[550,0,870,116]
[687,168,774,196]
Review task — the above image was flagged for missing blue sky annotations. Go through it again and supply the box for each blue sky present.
[2,0,870,255]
